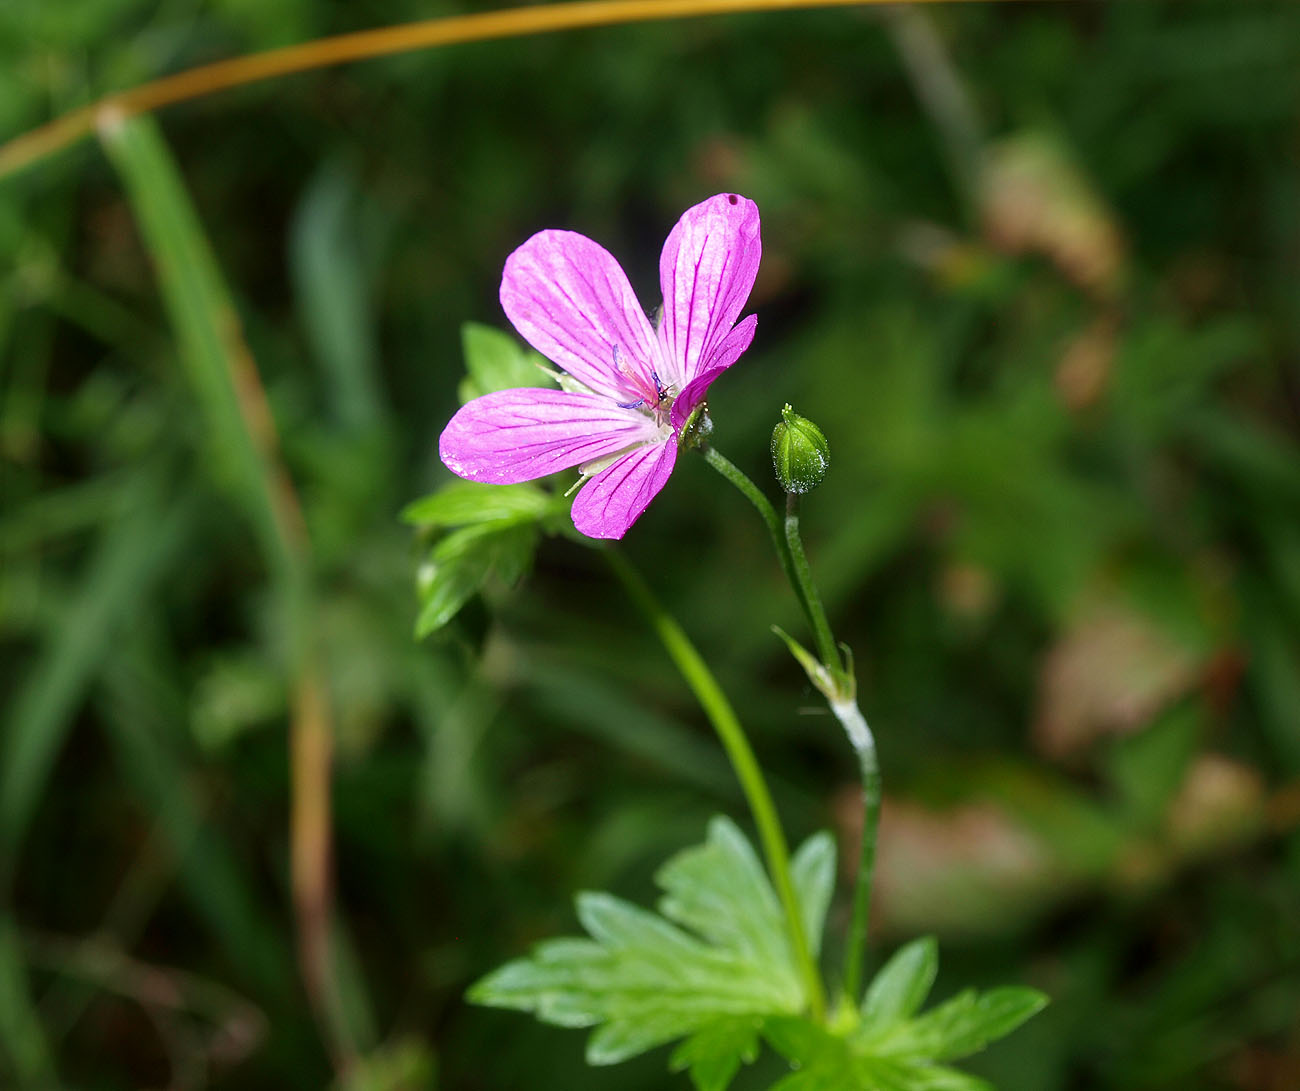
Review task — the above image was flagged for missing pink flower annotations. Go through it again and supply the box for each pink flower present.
[439,194,761,539]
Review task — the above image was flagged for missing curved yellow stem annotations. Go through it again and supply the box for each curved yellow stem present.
[2,0,1028,181]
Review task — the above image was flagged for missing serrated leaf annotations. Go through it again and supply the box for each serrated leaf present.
[588,1010,702,1065]
[791,831,835,960]
[401,481,557,529]
[458,322,552,403]
[769,973,1044,1090]
[768,1017,1001,1091]
[861,936,939,1027]
[669,1016,762,1091]
[769,1070,845,1091]
[772,1059,993,1091]
[469,818,829,1085]
[865,986,1048,1062]
[900,1066,995,1091]
[655,817,795,985]
[413,523,537,636]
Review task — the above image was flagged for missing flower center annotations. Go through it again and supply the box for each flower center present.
[612,344,675,424]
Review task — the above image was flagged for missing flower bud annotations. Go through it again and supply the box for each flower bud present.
[771,404,830,494]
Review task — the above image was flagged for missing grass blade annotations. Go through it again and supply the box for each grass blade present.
[99,112,373,1068]
[0,472,193,878]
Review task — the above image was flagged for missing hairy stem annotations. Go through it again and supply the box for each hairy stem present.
[832,697,880,1005]
[706,451,881,1007]
[783,494,841,673]
[702,447,815,639]
[604,549,826,1022]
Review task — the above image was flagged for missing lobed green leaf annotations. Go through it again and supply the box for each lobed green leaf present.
[469,817,833,1089]
[860,936,939,1028]
[401,481,559,528]
[457,322,553,403]
[859,986,1048,1063]
[413,522,537,636]
[669,1017,763,1091]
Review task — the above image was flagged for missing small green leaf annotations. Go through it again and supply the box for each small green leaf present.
[861,936,939,1027]
[769,960,1045,1089]
[458,322,552,402]
[414,549,492,638]
[413,523,537,636]
[768,1017,1003,1091]
[401,481,557,528]
[669,1016,762,1091]
[898,1066,995,1091]
[866,986,1048,1062]
[791,831,835,959]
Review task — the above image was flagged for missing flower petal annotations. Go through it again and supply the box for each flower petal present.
[501,229,663,403]
[439,388,658,484]
[669,314,757,432]
[570,439,677,540]
[658,193,761,388]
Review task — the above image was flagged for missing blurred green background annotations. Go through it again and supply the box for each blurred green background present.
[4,1,1300,1088]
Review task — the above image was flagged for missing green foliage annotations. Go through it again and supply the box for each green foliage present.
[5,2,1300,1088]
[333,1037,437,1091]
[403,481,568,636]
[290,163,387,432]
[861,937,940,1027]
[457,322,553,403]
[761,937,1045,1091]
[402,320,573,637]
[470,821,1042,1091]
[470,818,834,1087]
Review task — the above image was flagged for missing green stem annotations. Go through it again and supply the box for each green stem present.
[832,698,880,1005]
[702,447,880,1007]
[783,495,841,673]
[702,447,815,637]
[604,549,826,1023]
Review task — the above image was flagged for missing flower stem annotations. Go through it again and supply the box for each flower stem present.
[783,494,842,674]
[702,447,815,634]
[782,497,880,1003]
[704,448,881,1008]
[604,548,826,1023]
[832,697,880,1006]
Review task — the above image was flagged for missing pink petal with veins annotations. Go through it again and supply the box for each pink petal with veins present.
[670,314,757,432]
[439,388,658,485]
[501,229,664,403]
[658,194,761,389]
[571,440,677,539]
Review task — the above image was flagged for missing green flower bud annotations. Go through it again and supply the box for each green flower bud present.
[677,400,714,451]
[771,404,830,494]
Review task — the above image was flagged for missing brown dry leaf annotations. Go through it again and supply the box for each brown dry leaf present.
[1165,753,1265,855]
[1055,312,1120,412]
[980,132,1125,301]
[936,561,1000,621]
[1034,599,1205,759]
[837,790,1058,936]
[1225,1043,1300,1091]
